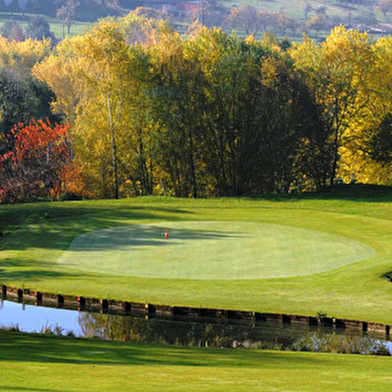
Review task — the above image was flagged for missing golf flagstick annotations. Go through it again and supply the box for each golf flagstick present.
[165,229,169,252]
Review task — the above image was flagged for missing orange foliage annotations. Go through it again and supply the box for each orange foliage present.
[0,119,85,202]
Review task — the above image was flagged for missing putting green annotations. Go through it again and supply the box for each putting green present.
[58,221,376,280]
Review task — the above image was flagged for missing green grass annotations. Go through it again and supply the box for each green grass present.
[1,185,392,324]
[0,12,94,40]
[59,221,375,280]
[0,330,392,391]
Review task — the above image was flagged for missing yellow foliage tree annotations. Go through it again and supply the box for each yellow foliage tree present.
[291,26,375,185]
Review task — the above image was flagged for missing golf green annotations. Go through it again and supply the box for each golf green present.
[58,221,376,280]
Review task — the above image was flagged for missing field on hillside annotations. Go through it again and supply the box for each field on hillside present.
[1,185,392,324]
[1,0,392,43]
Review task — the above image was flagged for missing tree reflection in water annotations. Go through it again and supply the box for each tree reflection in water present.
[79,312,253,347]
[77,312,391,354]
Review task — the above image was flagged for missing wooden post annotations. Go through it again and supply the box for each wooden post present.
[78,296,86,307]
[35,291,42,303]
[57,294,64,306]
[101,299,109,312]
[1,285,6,297]
[282,315,291,324]
[124,302,131,314]
[146,303,156,315]
[17,289,23,302]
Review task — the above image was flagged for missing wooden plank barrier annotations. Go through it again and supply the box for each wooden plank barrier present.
[227,310,254,321]
[291,315,309,325]
[155,305,172,316]
[1,282,392,338]
[368,322,390,334]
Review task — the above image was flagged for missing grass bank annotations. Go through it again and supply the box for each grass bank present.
[1,185,392,324]
[0,330,391,391]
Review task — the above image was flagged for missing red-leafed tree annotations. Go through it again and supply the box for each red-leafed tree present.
[0,119,78,202]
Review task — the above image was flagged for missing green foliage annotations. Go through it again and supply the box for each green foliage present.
[367,113,392,165]
[25,15,55,41]
[0,72,59,150]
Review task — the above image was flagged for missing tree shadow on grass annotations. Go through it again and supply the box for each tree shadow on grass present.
[0,204,194,253]
[0,258,80,282]
[66,225,249,252]
[0,330,330,368]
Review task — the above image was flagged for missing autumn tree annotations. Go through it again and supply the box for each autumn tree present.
[147,26,208,197]
[1,20,25,41]
[0,120,75,202]
[148,26,322,196]
[305,15,328,37]
[0,38,57,153]
[57,0,80,38]
[291,27,375,186]
[338,35,392,185]
[227,5,265,36]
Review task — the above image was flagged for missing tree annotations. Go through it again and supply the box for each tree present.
[303,2,313,20]
[0,120,74,202]
[148,27,206,197]
[291,27,375,186]
[339,36,392,185]
[56,0,80,38]
[1,20,25,41]
[377,0,392,18]
[25,16,55,42]
[305,15,328,37]
[0,38,56,152]
[227,5,265,36]
[0,72,58,146]
[40,19,154,198]
[366,113,392,165]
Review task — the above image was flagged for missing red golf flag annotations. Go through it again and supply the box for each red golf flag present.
[165,229,169,239]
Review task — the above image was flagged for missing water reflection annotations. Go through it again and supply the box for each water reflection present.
[1,299,391,355]
[77,312,392,354]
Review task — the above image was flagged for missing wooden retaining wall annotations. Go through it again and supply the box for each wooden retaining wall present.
[1,284,390,336]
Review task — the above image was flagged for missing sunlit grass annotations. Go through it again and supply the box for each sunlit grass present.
[0,330,392,391]
[1,187,392,324]
[59,221,375,280]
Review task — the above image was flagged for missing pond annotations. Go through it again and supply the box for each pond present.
[1,298,391,355]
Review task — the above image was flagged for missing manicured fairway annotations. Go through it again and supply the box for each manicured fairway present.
[59,221,376,279]
[1,330,392,392]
